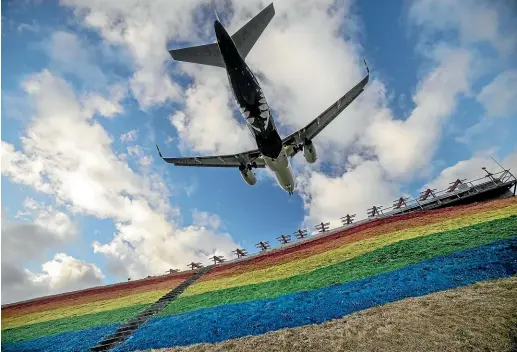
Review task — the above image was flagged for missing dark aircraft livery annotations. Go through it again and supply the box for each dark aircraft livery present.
[157,2,370,195]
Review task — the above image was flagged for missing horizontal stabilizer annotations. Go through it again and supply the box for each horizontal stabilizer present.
[232,3,275,59]
[168,42,225,68]
[168,3,274,68]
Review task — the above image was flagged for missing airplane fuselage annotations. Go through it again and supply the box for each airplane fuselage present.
[214,20,295,194]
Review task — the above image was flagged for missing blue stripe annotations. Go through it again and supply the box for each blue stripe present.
[115,238,517,351]
[2,324,119,352]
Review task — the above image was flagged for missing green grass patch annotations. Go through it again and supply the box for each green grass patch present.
[2,304,149,344]
[160,215,517,316]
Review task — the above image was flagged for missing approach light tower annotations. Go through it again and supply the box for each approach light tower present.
[209,255,226,265]
[340,214,356,225]
[255,241,271,251]
[276,234,291,244]
[187,262,203,270]
[293,229,309,239]
[232,248,248,258]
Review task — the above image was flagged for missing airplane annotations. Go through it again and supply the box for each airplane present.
[156,2,370,195]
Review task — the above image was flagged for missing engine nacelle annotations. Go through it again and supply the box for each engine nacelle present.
[303,140,317,163]
[239,166,257,185]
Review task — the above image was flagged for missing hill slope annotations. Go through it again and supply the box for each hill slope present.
[2,197,517,352]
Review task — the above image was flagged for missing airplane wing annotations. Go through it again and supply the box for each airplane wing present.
[156,146,266,168]
[282,60,370,156]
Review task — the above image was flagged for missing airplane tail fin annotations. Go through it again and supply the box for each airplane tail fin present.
[168,3,275,68]
[211,1,221,23]
[231,3,275,59]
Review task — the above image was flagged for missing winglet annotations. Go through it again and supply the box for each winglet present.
[363,57,369,75]
[156,145,163,158]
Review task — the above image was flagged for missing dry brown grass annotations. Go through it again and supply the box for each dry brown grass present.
[148,276,517,352]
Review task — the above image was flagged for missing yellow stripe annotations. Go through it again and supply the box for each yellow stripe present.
[184,204,517,296]
[2,289,169,330]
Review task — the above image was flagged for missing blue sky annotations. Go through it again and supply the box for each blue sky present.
[2,0,517,303]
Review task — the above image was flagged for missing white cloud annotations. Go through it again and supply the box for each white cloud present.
[127,145,154,167]
[82,84,126,118]
[2,69,240,281]
[120,129,137,143]
[168,67,256,155]
[17,21,40,33]
[47,31,110,90]
[361,47,472,179]
[192,210,222,230]
[3,200,76,265]
[408,0,517,55]
[297,160,400,228]
[28,253,104,291]
[3,252,104,305]
[16,197,78,239]
[1,201,102,304]
[477,70,517,118]
[59,0,212,108]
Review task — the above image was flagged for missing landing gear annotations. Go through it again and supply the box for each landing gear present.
[239,162,258,171]
[292,138,312,153]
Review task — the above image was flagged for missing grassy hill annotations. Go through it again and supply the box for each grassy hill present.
[2,197,517,352]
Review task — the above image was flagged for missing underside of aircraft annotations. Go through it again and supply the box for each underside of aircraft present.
[157,2,370,195]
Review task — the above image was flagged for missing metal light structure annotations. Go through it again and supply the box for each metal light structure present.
[419,188,437,201]
[481,166,498,184]
[447,178,467,192]
[367,205,383,218]
[293,229,309,239]
[340,214,356,225]
[209,255,226,265]
[255,241,271,251]
[393,197,410,209]
[276,234,291,244]
[166,269,179,274]
[187,262,203,270]
[315,222,330,233]
[232,248,248,258]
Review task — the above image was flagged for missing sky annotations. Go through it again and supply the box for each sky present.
[1,0,517,304]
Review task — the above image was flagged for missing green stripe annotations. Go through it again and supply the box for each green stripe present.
[2,304,149,344]
[160,215,517,316]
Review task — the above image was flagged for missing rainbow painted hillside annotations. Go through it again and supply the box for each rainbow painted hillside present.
[2,197,517,352]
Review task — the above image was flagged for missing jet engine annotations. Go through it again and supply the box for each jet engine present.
[303,139,317,163]
[239,164,257,185]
